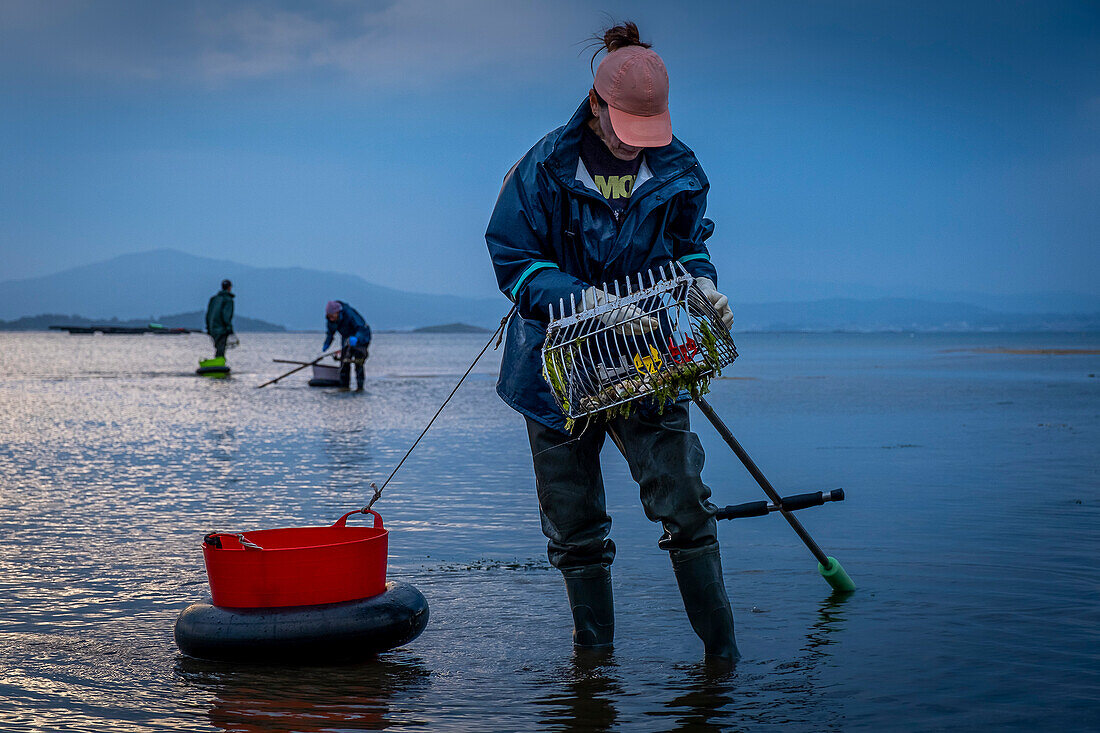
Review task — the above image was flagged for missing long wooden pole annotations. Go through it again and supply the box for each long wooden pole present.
[257,350,340,388]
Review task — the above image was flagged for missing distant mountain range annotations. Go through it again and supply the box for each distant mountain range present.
[410,323,492,334]
[0,249,1096,332]
[0,249,503,331]
[0,311,285,332]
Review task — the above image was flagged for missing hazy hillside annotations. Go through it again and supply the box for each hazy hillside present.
[411,322,493,334]
[0,311,285,332]
[1,249,1096,332]
[0,249,505,330]
[151,311,285,331]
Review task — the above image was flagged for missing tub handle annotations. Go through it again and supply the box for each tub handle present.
[204,533,263,550]
[236,534,264,551]
[334,508,383,530]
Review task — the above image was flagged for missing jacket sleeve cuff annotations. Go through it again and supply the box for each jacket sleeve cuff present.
[509,261,559,299]
[677,252,718,285]
[514,266,588,320]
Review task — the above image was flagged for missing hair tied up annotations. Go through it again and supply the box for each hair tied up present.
[588,21,651,69]
[602,21,650,53]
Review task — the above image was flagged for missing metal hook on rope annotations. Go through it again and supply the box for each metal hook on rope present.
[363,482,383,513]
[494,310,510,349]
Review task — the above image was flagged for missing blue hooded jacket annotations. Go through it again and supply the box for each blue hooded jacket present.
[322,301,372,351]
[486,99,720,431]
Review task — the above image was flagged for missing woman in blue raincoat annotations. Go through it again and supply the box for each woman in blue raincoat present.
[485,23,739,659]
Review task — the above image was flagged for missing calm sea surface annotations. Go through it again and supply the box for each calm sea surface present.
[0,330,1097,732]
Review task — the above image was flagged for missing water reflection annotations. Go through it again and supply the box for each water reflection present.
[642,594,852,731]
[534,649,622,732]
[658,663,738,732]
[322,423,373,472]
[533,651,743,732]
[726,593,852,731]
[803,591,852,661]
[176,655,431,732]
[206,424,238,464]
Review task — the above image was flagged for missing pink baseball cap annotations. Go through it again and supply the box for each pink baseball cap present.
[594,45,672,148]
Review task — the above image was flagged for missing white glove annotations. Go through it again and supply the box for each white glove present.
[582,286,658,335]
[695,277,734,330]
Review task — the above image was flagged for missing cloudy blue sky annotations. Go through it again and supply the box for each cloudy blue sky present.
[1,0,1097,303]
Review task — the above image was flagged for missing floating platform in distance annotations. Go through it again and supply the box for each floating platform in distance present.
[174,581,429,662]
[50,324,198,335]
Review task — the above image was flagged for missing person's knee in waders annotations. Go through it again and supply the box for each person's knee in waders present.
[484,23,738,659]
[339,345,368,391]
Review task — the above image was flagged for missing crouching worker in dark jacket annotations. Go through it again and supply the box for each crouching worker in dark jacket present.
[322,300,371,391]
[485,24,739,659]
[205,279,235,358]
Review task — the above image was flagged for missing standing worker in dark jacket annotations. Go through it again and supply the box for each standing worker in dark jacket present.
[205,279,235,358]
[322,300,371,391]
[485,23,738,659]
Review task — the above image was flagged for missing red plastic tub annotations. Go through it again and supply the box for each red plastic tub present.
[202,509,387,609]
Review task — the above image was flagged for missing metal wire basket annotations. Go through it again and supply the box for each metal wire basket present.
[542,262,738,422]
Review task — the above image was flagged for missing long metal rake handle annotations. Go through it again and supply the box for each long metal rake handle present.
[693,396,855,592]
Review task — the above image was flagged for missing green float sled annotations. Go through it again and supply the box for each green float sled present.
[197,356,231,378]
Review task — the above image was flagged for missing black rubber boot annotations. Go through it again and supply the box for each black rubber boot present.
[671,546,740,660]
[561,565,614,648]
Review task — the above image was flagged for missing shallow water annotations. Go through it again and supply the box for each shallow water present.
[0,330,1097,731]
